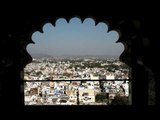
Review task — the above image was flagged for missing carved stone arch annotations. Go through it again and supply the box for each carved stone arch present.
[20,16,134,106]
[1,13,157,109]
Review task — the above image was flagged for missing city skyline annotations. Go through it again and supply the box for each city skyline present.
[27,17,124,58]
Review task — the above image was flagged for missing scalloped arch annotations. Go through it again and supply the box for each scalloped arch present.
[24,16,129,68]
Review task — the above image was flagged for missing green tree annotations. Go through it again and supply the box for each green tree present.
[36,71,42,75]
[110,95,128,105]
[120,64,129,69]
[95,93,108,103]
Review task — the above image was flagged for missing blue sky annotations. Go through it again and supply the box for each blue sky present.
[27,17,124,57]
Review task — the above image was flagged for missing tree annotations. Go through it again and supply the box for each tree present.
[110,95,128,105]
[36,71,42,75]
[95,93,108,103]
[120,64,129,69]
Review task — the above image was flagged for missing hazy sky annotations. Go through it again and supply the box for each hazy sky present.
[27,17,124,57]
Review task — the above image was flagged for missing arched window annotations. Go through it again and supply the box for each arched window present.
[23,17,131,105]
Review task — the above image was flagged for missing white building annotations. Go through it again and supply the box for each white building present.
[106,74,115,79]
[90,74,99,80]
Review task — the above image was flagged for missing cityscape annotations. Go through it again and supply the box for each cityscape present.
[24,56,130,105]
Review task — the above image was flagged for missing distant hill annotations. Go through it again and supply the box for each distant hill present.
[30,53,119,59]
[58,54,119,59]
[30,53,53,59]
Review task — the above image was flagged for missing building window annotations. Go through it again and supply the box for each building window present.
[24,17,131,105]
